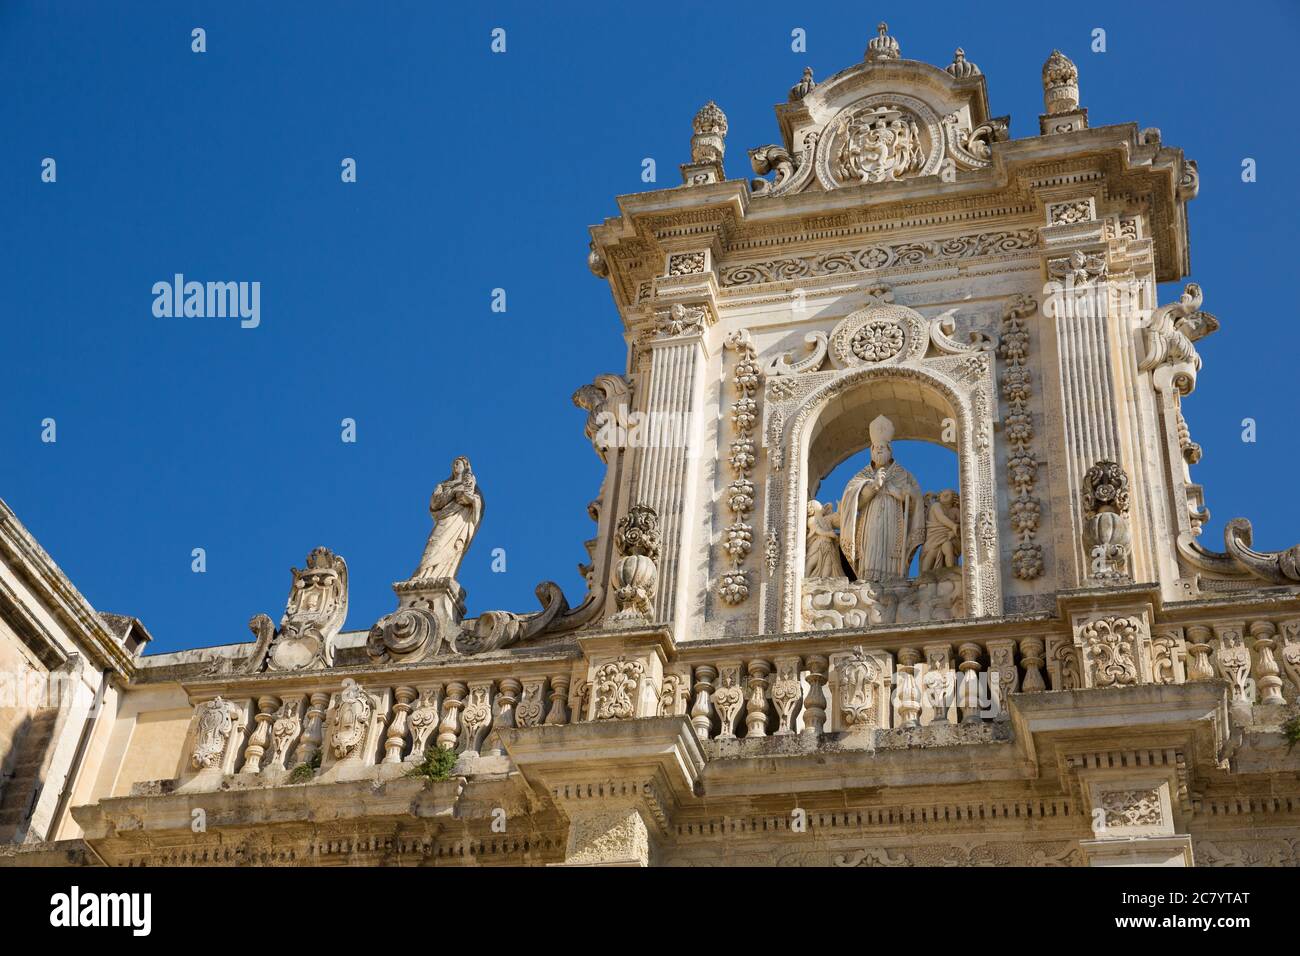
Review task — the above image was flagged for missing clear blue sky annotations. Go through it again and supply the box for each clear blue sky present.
[3,1,1297,654]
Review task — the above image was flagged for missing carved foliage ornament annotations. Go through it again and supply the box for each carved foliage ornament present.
[720,229,1038,288]
[594,656,645,720]
[719,330,762,606]
[997,295,1043,579]
[1081,616,1142,688]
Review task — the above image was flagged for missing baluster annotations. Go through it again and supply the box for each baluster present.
[1212,624,1252,700]
[486,677,520,755]
[713,662,744,740]
[986,639,1018,720]
[922,643,954,724]
[1249,621,1285,705]
[242,695,279,773]
[1019,637,1046,692]
[437,681,468,750]
[517,678,547,727]
[957,643,984,724]
[543,675,570,725]
[771,655,802,735]
[801,655,828,736]
[407,685,442,759]
[745,660,771,738]
[296,692,330,767]
[461,680,495,754]
[270,696,303,770]
[895,648,921,728]
[384,686,417,763]
[1184,625,1216,681]
[690,665,717,741]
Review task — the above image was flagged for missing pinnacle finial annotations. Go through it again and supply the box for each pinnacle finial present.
[1042,49,1080,115]
[946,47,981,78]
[865,21,900,62]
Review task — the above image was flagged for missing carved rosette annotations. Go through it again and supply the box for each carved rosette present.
[997,295,1044,580]
[718,331,762,606]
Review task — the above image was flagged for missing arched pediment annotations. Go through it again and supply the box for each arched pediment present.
[752,28,1007,199]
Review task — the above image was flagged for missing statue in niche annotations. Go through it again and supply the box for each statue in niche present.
[805,501,845,577]
[838,415,924,582]
[920,490,962,572]
[411,456,483,582]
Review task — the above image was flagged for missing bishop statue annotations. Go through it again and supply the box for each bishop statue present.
[838,415,924,581]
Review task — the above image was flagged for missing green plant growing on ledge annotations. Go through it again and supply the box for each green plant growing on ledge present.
[1283,715,1300,755]
[404,745,459,782]
[289,749,322,783]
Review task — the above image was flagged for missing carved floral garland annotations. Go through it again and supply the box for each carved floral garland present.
[720,331,762,604]
[720,230,1038,288]
[998,295,1044,579]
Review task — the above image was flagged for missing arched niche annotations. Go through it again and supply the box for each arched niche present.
[768,362,1000,633]
[806,381,957,500]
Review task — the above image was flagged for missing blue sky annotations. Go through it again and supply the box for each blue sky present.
[2,1,1297,654]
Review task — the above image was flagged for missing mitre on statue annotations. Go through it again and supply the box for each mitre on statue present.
[868,413,894,447]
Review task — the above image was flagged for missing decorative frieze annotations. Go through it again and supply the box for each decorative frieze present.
[718,230,1038,288]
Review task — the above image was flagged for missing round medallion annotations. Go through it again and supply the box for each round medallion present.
[850,320,905,362]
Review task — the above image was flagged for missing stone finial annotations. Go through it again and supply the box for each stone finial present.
[865,22,900,62]
[946,47,980,78]
[788,66,816,101]
[1042,49,1079,115]
[690,101,728,164]
[610,503,661,625]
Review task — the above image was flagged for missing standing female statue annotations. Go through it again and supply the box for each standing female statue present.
[837,416,924,581]
[411,456,483,581]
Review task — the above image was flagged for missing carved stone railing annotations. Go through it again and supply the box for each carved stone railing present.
[174,615,1300,781]
[661,616,1300,742]
[179,656,586,786]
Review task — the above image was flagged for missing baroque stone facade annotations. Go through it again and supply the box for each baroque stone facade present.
[4,25,1300,868]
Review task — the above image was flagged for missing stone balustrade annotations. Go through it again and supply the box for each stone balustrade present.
[176,615,1300,782]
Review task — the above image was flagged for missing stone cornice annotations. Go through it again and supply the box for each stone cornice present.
[0,497,137,677]
[590,121,1191,320]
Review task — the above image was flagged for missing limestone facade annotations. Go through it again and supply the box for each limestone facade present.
[4,27,1300,867]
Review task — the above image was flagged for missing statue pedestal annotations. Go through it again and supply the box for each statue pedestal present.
[393,576,466,624]
[366,578,466,663]
[801,567,964,630]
